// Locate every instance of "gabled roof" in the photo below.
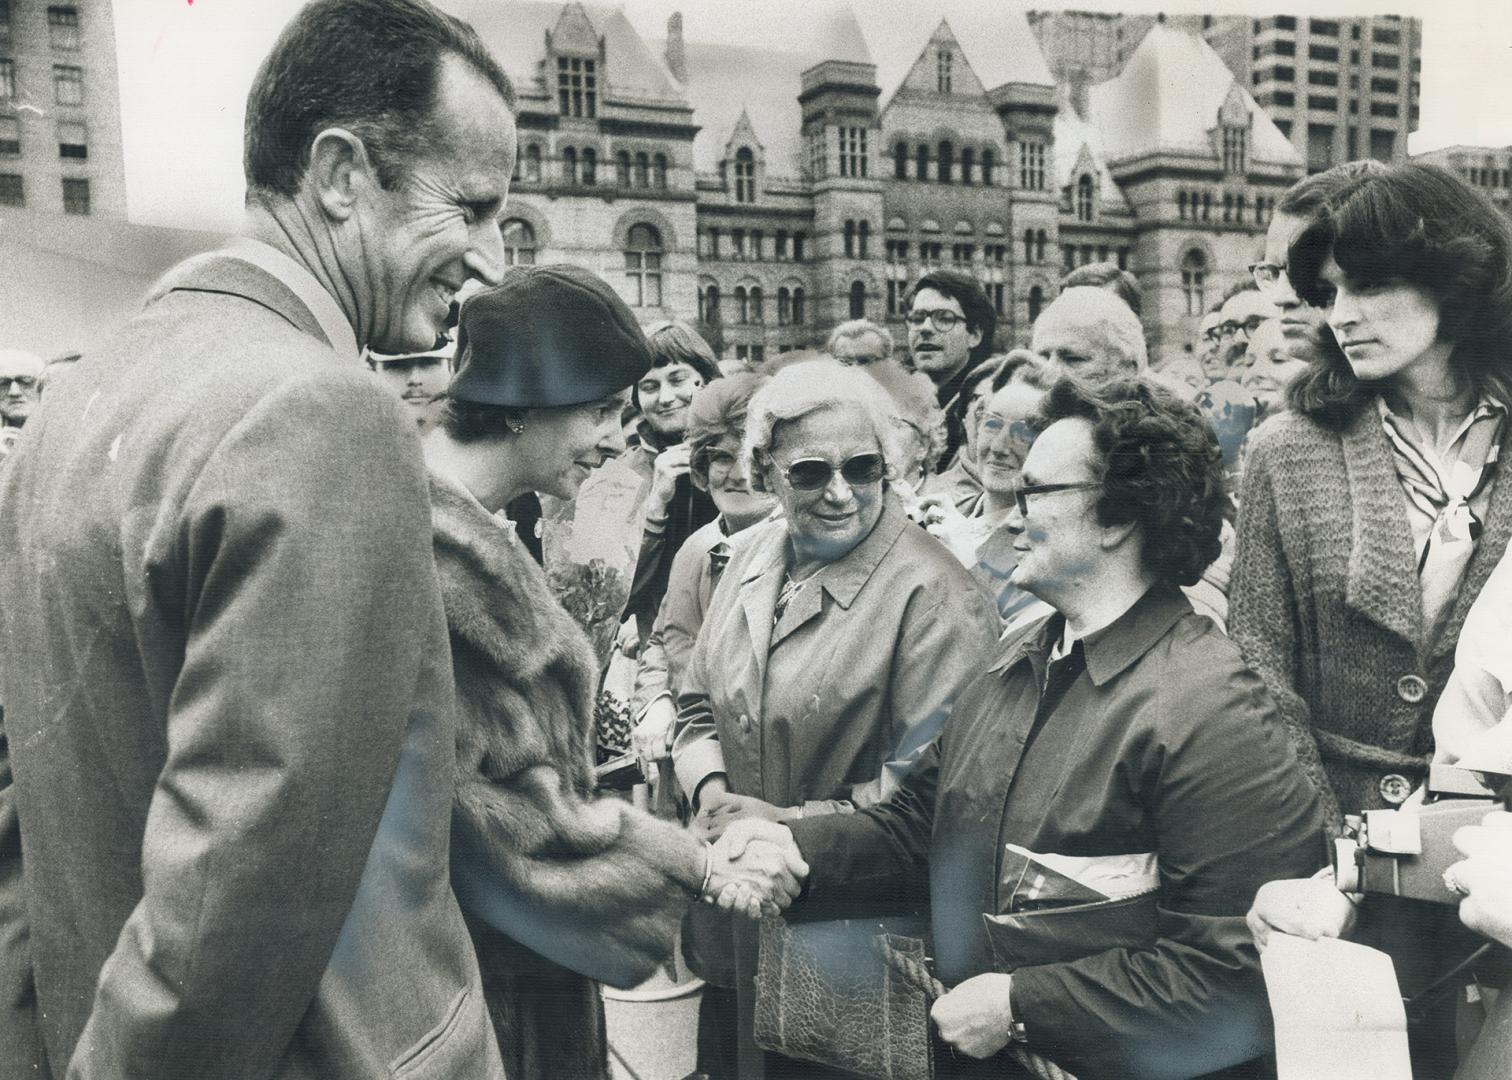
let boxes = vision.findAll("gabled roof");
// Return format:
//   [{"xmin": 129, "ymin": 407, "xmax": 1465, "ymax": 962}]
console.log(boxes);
[
  {"xmin": 871, "ymin": 2, "xmax": 1053, "ymax": 109},
  {"xmin": 456, "ymin": 0, "xmax": 684, "ymax": 104},
  {"xmin": 547, "ymin": 2, "xmax": 599, "ymax": 55},
  {"xmin": 1087, "ymin": 23, "xmax": 1300, "ymax": 167},
  {"xmin": 1053, "ymin": 86, "xmax": 1132, "ymax": 215},
  {"xmin": 725, "ymin": 108, "xmax": 764, "ymax": 155}
]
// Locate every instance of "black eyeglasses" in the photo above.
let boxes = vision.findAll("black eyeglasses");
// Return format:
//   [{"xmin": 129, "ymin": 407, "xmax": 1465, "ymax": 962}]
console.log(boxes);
[
  {"xmin": 1248, "ymin": 261, "xmax": 1286, "ymax": 292},
  {"xmin": 905, "ymin": 309, "xmax": 964, "ymax": 332},
  {"xmin": 1012, "ymin": 480, "xmax": 1099, "ymax": 517},
  {"xmin": 0, "ymin": 376, "xmax": 38, "ymax": 393},
  {"xmin": 777, "ymin": 452, "xmax": 886, "ymax": 492},
  {"xmin": 1218, "ymin": 315, "xmax": 1268, "ymax": 340}
]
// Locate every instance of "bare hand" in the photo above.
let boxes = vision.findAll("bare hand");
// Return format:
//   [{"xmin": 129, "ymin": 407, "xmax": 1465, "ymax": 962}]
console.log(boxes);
[
  {"xmin": 1246, "ymin": 876, "xmax": 1357, "ymax": 951},
  {"xmin": 931, "ymin": 973, "xmax": 1017, "ymax": 1058},
  {"xmin": 703, "ymin": 824, "xmax": 808, "ymax": 920},
  {"xmin": 915, "ymin": 493, "xmax": 967, "ymax": 533},
  {"xmin": 632, "ymin": 697, "xmax": 677, "ymax": 763},
  {"xmin": 1447, "ymin": 810, "xmax": 1512, "ymax": 949},
  {"xmin": 650, "ymin": 444, "xmax": 693, "ymax": 508},
  {"xmin": 696, "ymin": 789, "xmax": 794, "ymax": 841}
]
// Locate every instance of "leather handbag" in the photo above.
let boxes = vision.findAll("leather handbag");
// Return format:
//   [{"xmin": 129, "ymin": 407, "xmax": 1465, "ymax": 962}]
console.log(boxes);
[{"xmin": 752, "ymin": 915, "xmax": 934, "ymax": 1080}]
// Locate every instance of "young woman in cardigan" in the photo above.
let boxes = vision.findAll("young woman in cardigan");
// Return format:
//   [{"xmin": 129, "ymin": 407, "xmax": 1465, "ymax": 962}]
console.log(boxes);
[{"xmin": 1231, "ymin": 162, "xmax": 1512, "ymax": 1076}]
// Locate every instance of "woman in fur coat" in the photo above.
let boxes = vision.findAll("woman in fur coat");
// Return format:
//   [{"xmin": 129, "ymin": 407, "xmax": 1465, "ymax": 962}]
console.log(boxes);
[{"xmin": 423, "ymin": 267, "xmax": 711, "ymax": 1078}]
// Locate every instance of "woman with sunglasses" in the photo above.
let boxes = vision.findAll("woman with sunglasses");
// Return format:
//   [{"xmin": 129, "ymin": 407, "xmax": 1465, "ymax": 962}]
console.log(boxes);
[
  {"xmin": 671, "ymin": 358, "xmax": 999, "ymax": 1079},
  {"xmin": 1232, "ymin": 162, "xmax": 1512, "ymax": 1076}
]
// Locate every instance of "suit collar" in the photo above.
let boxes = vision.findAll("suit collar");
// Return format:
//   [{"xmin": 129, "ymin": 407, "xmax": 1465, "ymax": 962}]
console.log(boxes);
[
  {"xmin": 151, "ymin": 241, "xmax": 359, "ymax": 361},
  {"xmin": 1340, "ymin": 405, "xmax": 1424, "ymax": 644},
  {"xmin": 989, "ymin": 586, "xmax": 1192, "ymax": 687}
]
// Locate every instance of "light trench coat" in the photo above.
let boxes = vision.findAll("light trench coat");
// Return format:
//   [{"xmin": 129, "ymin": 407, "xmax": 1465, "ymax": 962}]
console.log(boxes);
[{"xmin": 672, "ymin": 494, "xmax": 999, "ymax": 812}]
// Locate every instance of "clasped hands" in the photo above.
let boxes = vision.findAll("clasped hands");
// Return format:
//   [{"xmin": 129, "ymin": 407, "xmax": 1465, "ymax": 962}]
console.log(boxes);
[{"xmin": 699, "ymin": 818, "xmax": 809, "ymax": 920}]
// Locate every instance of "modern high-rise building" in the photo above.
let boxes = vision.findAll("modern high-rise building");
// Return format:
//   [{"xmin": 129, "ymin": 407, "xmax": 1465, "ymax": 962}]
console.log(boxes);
[
  {"xmin": 1035, "ymin": 12, "xmax": 1422, "ymax": 173},
  {"xmin": 0, "ymin": 0, "xmax": 126, "ymax": 217}
]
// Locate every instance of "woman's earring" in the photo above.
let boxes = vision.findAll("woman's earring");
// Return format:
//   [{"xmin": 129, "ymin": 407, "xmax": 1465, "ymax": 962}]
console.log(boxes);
[{"xmin": 506, "ymin": 415, "xmax": 526, "ymax": 434}]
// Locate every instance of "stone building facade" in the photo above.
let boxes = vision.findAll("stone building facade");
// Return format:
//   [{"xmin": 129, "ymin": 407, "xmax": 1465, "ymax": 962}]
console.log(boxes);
[{"xmin": 460, "ymin": 1, "xmax": 1302, "ymax": 367}]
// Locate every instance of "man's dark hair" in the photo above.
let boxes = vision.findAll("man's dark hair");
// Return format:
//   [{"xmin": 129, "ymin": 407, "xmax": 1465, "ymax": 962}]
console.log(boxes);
[
  {"xmin": 644, "ymin": 320, "xmax": 723, "ymax": 384},
  {"xmin": 1060, "ymin": 262, "xmax": 1142, "ymax": 318},
  {"xmin": 905, "ymin": 269, "xmax": 996, "ymax": 366},
  {"xmin": 1275, "ymin": 159, "xmax": 1389, "ymax": 219},
  {"xmin": 1035, "ymin": 376, "xmax": 1225, "ymax": 589},
  {"xmin": 1286, "ymin": 161, "xmax": 1512, "ymax": 429},
  {"xmin": 244, "ymin": 0, "xmax": 515, "ymax": 198}
]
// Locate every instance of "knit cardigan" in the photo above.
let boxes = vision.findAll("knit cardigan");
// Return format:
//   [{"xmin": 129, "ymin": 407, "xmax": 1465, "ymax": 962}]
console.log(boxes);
[
  {"xmin": 1229, "ymin": 406, "xmax": 1512, "ymax": 833},
  {"xmin": 431, "ymin": 472, "xmax": 703, "ymax": 1080}
]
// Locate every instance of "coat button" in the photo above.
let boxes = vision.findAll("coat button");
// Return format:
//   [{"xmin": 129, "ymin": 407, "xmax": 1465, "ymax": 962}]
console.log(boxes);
[
  {"xmin": 1396, "ymin": 674, "xmax": 1427, "ymax": 704},
  {"xmin": 1379, "ymin": 773, "xmax": 1413, "ymax": 805}
]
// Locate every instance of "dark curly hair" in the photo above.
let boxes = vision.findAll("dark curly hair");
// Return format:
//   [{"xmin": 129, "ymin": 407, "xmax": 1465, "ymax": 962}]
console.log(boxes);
[
  {"xmin": 1285, "ymin": 161, "xmax": 1512, "ymax": 429},
  {"xmin": 1035, "ymin": 376, "xmax": 1226, "ymax": 588}
]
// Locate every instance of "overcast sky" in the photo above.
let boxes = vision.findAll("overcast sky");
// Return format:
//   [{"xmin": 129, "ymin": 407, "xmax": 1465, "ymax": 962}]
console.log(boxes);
[{"xmin": 116, "ymin": 0, "xmax": 1512, "ymax": 233}]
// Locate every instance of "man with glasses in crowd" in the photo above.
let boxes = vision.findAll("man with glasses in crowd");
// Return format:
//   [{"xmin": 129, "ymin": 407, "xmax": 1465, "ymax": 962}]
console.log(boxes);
[
  {"xmin": 903, "ymin": 269, "xmax": 997, "ymax": 467},
  {"xmin": 720, "ymin": 376, "xmax": 1324, "ymax": 1079},
  {"xmin": 0, "ymin": 350, "xmax": 42, "ymax": 459},
  {"xmin": 1213, "ymin": 281, "xmax": 1279, "ymax": 375}
]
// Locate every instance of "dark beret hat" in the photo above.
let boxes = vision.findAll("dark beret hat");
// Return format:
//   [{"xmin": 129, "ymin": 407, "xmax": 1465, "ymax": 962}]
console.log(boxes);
[{"xmin": 448, "ymin": 264, "xmax": 654, "ymax": 408}]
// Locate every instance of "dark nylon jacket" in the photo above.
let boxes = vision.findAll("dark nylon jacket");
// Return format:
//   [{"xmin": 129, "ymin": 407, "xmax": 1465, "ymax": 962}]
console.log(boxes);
[{"xmin": 788, "ymin": 587, "xmax": 1327, "ymax": 1080}]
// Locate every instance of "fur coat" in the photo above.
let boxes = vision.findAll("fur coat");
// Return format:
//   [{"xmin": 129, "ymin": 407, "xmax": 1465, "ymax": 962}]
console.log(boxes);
[{"xmin": 430, "ymin": 472, "xmax": 703, "ymax": 1080}]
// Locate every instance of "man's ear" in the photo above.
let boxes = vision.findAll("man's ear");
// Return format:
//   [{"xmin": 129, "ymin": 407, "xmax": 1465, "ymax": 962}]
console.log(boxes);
[{"xmin": 306, "ymin": 127, "xmax": 372, "ymax": 224}]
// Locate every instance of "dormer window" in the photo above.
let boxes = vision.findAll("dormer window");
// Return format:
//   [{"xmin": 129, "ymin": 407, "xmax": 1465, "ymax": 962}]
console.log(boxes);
[
  {"xmin": 937, "ymin": 47, "xmax": 953, "ymax": 93},
  {"xmin": 1221, "ymin": 125, "xmax": 1248, "ymax": 174},
  {"xmin": 1076, "ymin": 174, "xmax": 1094, "ymax": 221},
  {"xmin": 734, "ymin": 147, "xmax": 756, "ymax": 203},
  {"xmin": 558, "ymin": 57, "xmax": 597, "ymax": 118}
]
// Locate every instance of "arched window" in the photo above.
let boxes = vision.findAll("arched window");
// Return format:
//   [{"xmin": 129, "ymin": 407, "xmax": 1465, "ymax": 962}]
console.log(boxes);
[
  {"xmin": 624, "ymin": 224, "xmax": 663, "ymax": 308},
  {"xmin": 616, "ymin": 151, "xmax": 630, "ymax": 186},
  {"xmin": 792, "ymin": 287, "xmax": 806, "ymax": 324},
  {"xmin": 778, "ymin": 287, "xmax": 792, "ymax": 325},
  {"xmin": 750, "ymin": 286, "xmax": 765, "ymax": 323},
  {"xmin": 1023, "ymin": 228, "xmax": 1035, "ymax": 264},
  {"xmin": 916, "ymin": 143, "xmax": 929, "ymax": 181},
  {"xmin": 634, "ymin": 152, "xmax": 650, "ymax": 188},
  {"xmin": 1181, "ymin": 250, "xmax": 1207, "ymax": 316},
  {"xmin": 938, "ymin": 140, "xmax": 954, "ymax": 184},
  {"xmin": 1236, "ymin": 193, "xmax": 1247, "ymax": 223},
  {"xmin": 844, "ymin": 220, "xmax": 856, "ymax": 258},
  {"xmin": 961, "ymin": 147, "xmax": 975, "ymax": 185},
  {"xmin": 982, "ymin": 148, "xmax": 995, "ymax": 186},
  {"xmin": 653, "ymin": 153, "xmax": 668, "ymax": 189},
  {"xmin": 562, "ymin": 146, "xmax": 578, "ymax": 184},
  {"xmin": 502, "ymin": 219, "xmax": 536, "ymax": 266},
  {"xmin": 1202, "ymin": 192, "xmax": 1212, "ymax": 221},
  {"xmin": 1036, "ymin": 230, "xmax": 1047, "ymax": 264},
  {"xmin": 524, "ymin": 144, "xmax": 542, "ymax": 183},
  {"xmin": 699, "ymin": 283, "xmax": 721, "ymax": 323},
  {"xmin": 734, "ymin": 147, "xmax": 755, "ymax": 203},
  {"xmin": 582, "ymin": 147, "xmax": 597, "ymax": 185},
  {"xmin": 849, "ymin": 280, "xmax": 866, "ymax": 319},
  {"xmin": 858, "ymin": 220, "xmax": 870, "ymax": 259},
  {"xmin": 894, "ymin": 141, "xmax": 908, "ymax": 180},
  {"xmin": 1178, "ymin": 190, "xmax": 1188, "ymax": 219},
  {"xmin": 1076, "ymin": 174, "xmax": 1094, "ymax": 221},
  {"xmin": 734, "ymin": 286, "xmax": 749, "ymax": 324},
  {"xmin": 1028, "ymin": 285, "xmax": 1044, "ymax": 323}
]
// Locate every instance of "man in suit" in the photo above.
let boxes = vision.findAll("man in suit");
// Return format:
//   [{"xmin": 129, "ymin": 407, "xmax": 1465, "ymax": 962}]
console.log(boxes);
[
  {"xmin": 0, "ymin": 1, "xmax": 518, "ymax": 1075},
  {"xmin": 720, "ymin": 377, "xmax": 1325, "ymax": 1078}
]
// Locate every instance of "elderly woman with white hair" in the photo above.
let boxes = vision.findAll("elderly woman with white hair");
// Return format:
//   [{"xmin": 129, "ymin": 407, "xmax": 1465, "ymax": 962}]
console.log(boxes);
[{"xmin": 672, "ymin": 358, "xmax": 999, "ymax": 1078}]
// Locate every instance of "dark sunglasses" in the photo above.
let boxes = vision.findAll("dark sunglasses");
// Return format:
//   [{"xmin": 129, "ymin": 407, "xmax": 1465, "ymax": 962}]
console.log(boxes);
[
  {"xmin": 0, "ymin": 376, "xmax": 38, "ymax": 392},
  {"xmin": 1012, "ymin": 480, "xmax": 1099, "ymax": 517},
  {"xmin": 777, "ymin": 452, "xmax": 886, "ymax": 492}
]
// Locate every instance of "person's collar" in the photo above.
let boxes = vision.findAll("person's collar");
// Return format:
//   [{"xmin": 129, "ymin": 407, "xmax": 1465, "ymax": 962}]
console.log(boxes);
[
  {"xmin": 224, "ymin": 237, "xmax": 360, "ymax": 362},
  {"xmin": 634, "ymin": 417, "xmax": 680, "ymax": 453},
  {"xmin": 991, "ymin": 585, "xmax": 1191, "ymax": 683}
]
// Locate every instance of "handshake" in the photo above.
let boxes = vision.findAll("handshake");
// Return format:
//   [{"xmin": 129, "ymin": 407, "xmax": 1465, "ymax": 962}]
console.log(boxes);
[{"xmin": 698, "ymin": 819, "xmax": 810, "ymax": 920}]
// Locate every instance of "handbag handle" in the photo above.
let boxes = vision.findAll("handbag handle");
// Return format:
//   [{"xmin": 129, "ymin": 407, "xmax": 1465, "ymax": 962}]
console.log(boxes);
[{"xmin": 874, "ymin": 937, "xmax": 1079, "ymax": 1080}]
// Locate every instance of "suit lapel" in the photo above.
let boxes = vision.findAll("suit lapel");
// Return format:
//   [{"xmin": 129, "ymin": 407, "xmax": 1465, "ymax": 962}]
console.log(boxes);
[{"xmin": 1339, "ymin": 408, "xmax": 1424, "ymax": 646}]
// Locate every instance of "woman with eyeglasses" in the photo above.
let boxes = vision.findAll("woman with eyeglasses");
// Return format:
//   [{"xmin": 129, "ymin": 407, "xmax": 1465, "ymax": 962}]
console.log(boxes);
[
  {"xmin": 671, "ymin": 358, "xmax": 999, "ymax": 1079},
  {"xmin": 1234, "ymin": 161, "xmax": 1512, "ymax": 1078}
]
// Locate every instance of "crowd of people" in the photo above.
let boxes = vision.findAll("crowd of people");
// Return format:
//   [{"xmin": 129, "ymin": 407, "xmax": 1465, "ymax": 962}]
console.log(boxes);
[{"xmin": 0, "ymin": 1, "xmax": 1510, "ymax": 1078}]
